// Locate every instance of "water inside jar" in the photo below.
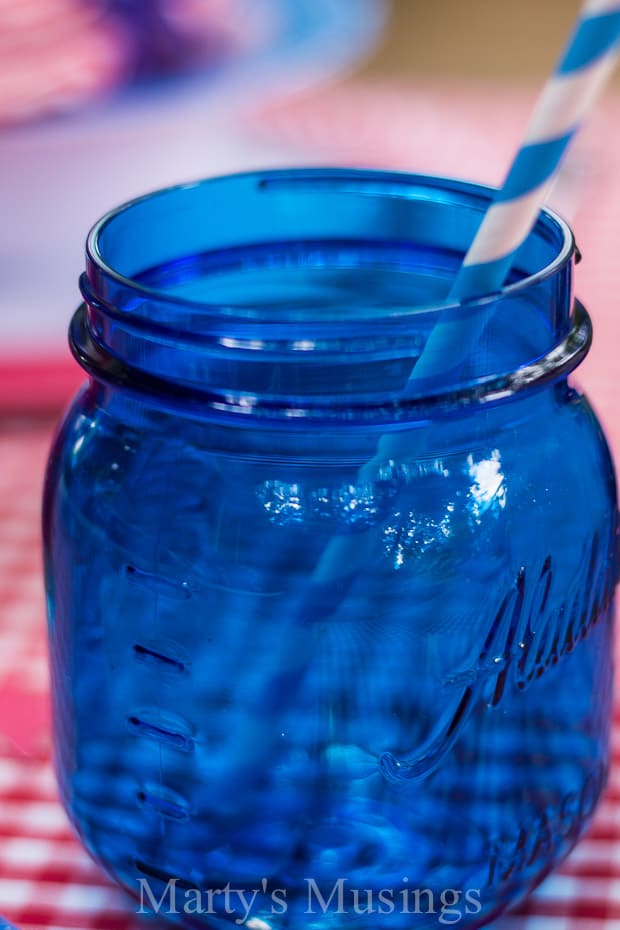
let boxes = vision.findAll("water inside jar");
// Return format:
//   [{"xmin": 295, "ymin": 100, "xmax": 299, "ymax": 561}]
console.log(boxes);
[{"xmin": 135, "ymin": 240, "xmax": 454, "ymax": 318}]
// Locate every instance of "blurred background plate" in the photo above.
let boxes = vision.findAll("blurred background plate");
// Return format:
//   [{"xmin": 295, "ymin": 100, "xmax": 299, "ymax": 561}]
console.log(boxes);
[
  {"xmin": 0, "ymin": 0, "xmax": 389, "ymax": 127},
  {"xmin": 62, "ymin": 0, "xmax": 390, "ymax": 127},
  {"xmin": 0, "ymin": 0, "xmax": 388, "ymax": 388}
]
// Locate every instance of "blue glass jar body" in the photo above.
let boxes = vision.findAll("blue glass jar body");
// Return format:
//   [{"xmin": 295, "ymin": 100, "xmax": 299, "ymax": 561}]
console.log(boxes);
[{"xmin": 43, "ymin": 171, "xmax": 618, "ymax": 929}]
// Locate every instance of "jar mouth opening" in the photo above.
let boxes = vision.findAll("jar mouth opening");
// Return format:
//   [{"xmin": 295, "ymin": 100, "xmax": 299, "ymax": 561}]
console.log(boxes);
[
  {"xmin": 78, "ymin": 169, "xmax": 581, "ymax": 413},
  {"xmin": 85, "ymin": 168, "xmax": 575, "ymax": 327}
]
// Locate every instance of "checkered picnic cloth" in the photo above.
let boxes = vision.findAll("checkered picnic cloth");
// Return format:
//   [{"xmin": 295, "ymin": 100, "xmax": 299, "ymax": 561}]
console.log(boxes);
[{"xmin": 2, "ymin": 81, "xmax": 620, "ymax": 929}]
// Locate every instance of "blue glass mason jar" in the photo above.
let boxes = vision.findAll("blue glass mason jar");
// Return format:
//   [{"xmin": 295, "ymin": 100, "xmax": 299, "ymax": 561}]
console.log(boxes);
[{"xmin": 43, "ymin": 170, "xmax": 618, "ymax": 929}]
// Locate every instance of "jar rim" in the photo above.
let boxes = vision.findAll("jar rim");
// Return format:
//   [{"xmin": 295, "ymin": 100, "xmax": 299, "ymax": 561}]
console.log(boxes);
[{"xmin": 85, "ymin": 167, "xmax": 576, "ymax": 325}]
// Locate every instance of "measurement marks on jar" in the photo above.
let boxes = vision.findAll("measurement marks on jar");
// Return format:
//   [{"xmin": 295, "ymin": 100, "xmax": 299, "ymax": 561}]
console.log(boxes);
[
  {"xmin": 124, "ymin": 563, "xmax": 192, "ymax": 600},
  {"xmin": 128, "ymin": 648, "xmax": 192, "ymax": 755},
  {"xmin": 123, "ymin": 557, "xmax": 198, "ymax": 823},
  {"xmin": 127, "ymin": 709, "xmax": 195, "ymax": 753},
  {"xmin": 124, "ymin": 560, "xmax": 193, "ymax": 675},
  {"xmin": 133, "ymin": 643, "xmax": 189, "ymax": 675},
  {"xmin": 125, "ymin": 560, "xmax": 198, "ymax": 819},
  {"xmin": 136, "ymin": 783, "xmax": 191, "ymax": 822},
  {"xmin": 134, "ymin": 858, "xmax": 195, "ymax": 890}
]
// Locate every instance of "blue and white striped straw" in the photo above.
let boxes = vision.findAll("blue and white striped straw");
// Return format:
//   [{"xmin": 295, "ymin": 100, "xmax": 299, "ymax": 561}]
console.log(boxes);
[{"xmin": 413, "ymin": 0, "xmax": 620, "ymax": 381}]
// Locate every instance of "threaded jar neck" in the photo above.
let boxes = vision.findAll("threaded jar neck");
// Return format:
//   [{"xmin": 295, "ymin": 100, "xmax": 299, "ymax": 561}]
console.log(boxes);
[{"xmin": 73, "ymin": 169, "xmax": 586, "ymax": 423}]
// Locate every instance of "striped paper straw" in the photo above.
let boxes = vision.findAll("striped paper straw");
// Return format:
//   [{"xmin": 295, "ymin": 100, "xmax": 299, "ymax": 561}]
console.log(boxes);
[{"xmin": 413, "ymin": 0, "xmax": 620, "ymax": 381}]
